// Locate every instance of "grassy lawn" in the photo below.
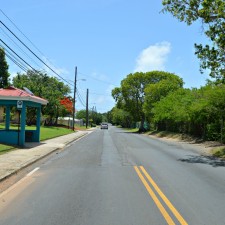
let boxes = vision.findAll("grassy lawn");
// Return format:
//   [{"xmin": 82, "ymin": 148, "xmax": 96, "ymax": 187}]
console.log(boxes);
[
  {"xmin": 212, "ymin": 147, "xmax": 225, "ymax": 158},
  {"xmin": 0, "ymin": 126, "xmax": 74, "ymax": 154},
  {"xmin": 0, "ymin": 124, "xmax": 18, "ymax": 130},
  {"xmin": 40, "ymin": 126, "xmax": 74, "ymax": 141},
  {"xmin": 123, "ymin": 127, "xmax": 139, "ymax": 133},
  {"xmin": 74, "ymin": 125, "xmax": 92, "ymax": 131},
  {"xmin": 0, "ymin": 144, "xmax": 16, "ymax": 155}
]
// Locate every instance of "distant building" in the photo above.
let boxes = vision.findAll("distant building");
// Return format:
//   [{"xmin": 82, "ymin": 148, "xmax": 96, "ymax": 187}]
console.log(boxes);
[{"xmin": 58, "ymin": 117, "xmax": 84, "ymax": 127}]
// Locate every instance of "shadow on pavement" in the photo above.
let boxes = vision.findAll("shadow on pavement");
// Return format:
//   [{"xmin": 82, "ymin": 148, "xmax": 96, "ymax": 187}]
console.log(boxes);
[
  {"xmin": 178, "ymin": 155, "xmax": 225, "ymax": 167},
  {"xmin": 24, "ymin": 142, "xmax": 46, "ymax": 149}
]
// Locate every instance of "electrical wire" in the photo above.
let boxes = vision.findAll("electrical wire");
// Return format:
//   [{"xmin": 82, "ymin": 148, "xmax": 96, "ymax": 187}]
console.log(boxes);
[
  {"xmin": 78, "ymin": 71, "xmax": 118, "ymax": 86},
  {"xmin": 0, "ymin": 38, "xmax": 36, "ymax": 71},
  {"xmin": 5, "ymin": 52, "xmax": 28, "ymax": 73},
  {"xmin": 0, "ymin": 20, "xmax": 72, "ymax": 86},
  {"xmin": 1, "ymin": 9, "xmax": 74, "ymax": 84},
  {"xmin": 0, "ymin": 9, "xmax": 46, "ymax": 57},
  {"xmin": 89, "ymin": 91, "xmax": 112, "ymax": 97},
  {"xmin": 76, "ymin": 89, "xmax": 86, "ymax": 107},
  {"xmin": 0, "ymin": 27, "xmax": 42, "ymax": 69},
  {"xmin": 0, "ymin": 44, "xmax": 30, "ymax": 72}
]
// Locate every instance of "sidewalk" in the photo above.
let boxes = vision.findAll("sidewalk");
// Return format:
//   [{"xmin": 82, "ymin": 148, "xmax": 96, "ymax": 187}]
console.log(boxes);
[{"xmin": 0, "ymin": 130, "xmax": 90, "ymax": 182}]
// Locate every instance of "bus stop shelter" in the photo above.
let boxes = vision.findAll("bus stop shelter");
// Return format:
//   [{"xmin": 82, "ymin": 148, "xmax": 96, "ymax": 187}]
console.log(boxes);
[{"xmin": 0, "ymin": 87, "xmax": 48, "ymax": 147}]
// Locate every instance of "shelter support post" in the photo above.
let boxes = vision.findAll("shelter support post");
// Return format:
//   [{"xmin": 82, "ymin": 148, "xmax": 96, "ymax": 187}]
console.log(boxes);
[
  {"xmin": 20, "ymin": 105, "xmax": 26, "ymax": 146},
  {"xmin": 5, "ymin": 106, "xmax": 10, "ymax": 130},
  {"xmin": 36, "ymin": 107, "xmax": 41, "ymax": 142}
]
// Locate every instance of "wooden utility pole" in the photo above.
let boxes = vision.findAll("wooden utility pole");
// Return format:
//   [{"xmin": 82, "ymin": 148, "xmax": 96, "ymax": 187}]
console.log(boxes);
[
  {"xmin": 72, "ymin": 66, "xmax": 77, "ymax": 131},
  {"xmin": 86, "ymin": 88, "xmax": 89, "ymax": 128}
]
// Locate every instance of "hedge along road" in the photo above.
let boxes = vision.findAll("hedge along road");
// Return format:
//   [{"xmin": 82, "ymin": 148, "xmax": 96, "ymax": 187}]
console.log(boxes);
[{"xmin": 0, "ymin": 125, "xmax": 225, "ymax": 225}]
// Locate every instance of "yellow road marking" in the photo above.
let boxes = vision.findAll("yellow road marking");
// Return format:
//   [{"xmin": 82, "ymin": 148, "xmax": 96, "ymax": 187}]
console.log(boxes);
[
  {"xmin": 140, "ymin": 166, "xmax": 188, "ymax": 225},
  {"xmin": 134, "ymin": 166, "xmax": 176, "ymax": 225}
]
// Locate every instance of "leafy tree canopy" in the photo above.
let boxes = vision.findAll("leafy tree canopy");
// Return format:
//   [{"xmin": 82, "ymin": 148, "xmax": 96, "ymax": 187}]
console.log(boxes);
[
  {"xmin": 0, "ymin": 48, "xmax": 10, "ymax": 88},
  {"xmin": 76, "ymin": 109, "xmax": 87, "ymax": 120},
  {"xmin": 112, "ymin": 71, "xmax": 182, "ymax": 130},
  {"xmin": 13, "ymin": 70, "xmax": 71, "ymax": 124},
  {"xmin": 111, "ymin": 107, "xmax": 133, "ymax": 128},
  {"xmin": 144, "ymin": 72, "xmax": 183, "ymax": 118},
  {"xmin": 152, "ymin": 82, "xmax": 225, "ymax": 140},
  {"xmin": 162, "ymin": 0, "xmax": 225, "ymax": 81}
]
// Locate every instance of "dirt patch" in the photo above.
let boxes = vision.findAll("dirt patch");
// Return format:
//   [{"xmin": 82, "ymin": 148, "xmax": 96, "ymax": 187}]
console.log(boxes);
[{"xmin": 147, "ymin": 131, "xmax": 225, "ymax": 156}]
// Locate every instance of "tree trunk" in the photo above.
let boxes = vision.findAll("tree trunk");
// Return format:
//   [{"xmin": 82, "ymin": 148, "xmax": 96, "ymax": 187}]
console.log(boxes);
[{"xmin": 138, "ymin": 115, "xmax": 146, "ymax": 133}]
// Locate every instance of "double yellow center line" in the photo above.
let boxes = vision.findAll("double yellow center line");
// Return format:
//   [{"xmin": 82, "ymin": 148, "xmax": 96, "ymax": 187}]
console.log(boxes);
[{"xmin": 134, "ymin": 166, "xmax": 188, "ymax": 225}]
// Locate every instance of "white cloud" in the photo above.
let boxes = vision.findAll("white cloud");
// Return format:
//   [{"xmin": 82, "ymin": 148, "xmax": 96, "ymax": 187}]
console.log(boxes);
[
  {"xmin": 9, "ymin": 71, "xmax": 18, "ymax": 83},
  {"xmin": 106, "ymin": 84, "xmax": 115, "ymax": 94},
  {"xmin": 91, "ymin": 71, "xmax": 111, "ymax": 83},
  {"xmin": 42, "ymin": 56, "xmax": 69, "ymax": 78},
  {"xmin": 134, "ymin": 42, "xmax": 171, "ymax": 72},
  {"xmin": 88, "ymin": 84, "xmax": 115, "ymax": 113}
]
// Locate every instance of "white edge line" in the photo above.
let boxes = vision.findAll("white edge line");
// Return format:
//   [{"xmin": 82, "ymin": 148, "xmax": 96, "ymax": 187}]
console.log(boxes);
[
  {"xmin": 0, "ymin": 167, "xmax": 40, "ymax": 198},
  {"xmin": 26, "ymin": 167, "xmax": 40, "ymax": 177}
]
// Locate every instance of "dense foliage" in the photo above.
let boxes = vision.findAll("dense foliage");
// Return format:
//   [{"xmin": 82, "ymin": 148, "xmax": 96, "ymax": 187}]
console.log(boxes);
[
  {"xmin": 13, "ymin": 70, "xmax": 71, "ymax": 125},
  {"xmin": 76, "ymin": 109, "xmax": 103, "ymax": 125},
  {"xmin": 162, "ymin": 0, "xmax": 225, "ymax": 81},
  {"xmin": 110, "ymin": 107, "xmax": 133, "ymax": 128},
  {"xmin": 112, "ymin": 71, "xmax": 183, "ymax": 131},
  {"xmin": 0, "ymin": 48, "xmax": 10, "ymax": 88},
  {"xmin": 110, "ymin": 70, "xmax": 225, "ymax": 143},
  {"xmin": 153, "ymin": 83, "xmax": 225, "ymax": 142}
]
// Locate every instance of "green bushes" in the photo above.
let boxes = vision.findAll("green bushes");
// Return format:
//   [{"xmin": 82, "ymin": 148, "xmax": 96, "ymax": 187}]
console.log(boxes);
[
  {"xmin": 110, "ymin": 71, "xmax": 225, "ymax": 143},
  {"xmin": 152, "ymin": 83, "xmax": 225, "ymax": 143}
]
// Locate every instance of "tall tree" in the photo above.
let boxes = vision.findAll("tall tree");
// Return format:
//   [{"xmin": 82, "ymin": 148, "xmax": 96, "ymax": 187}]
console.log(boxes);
[
  {"xmin": 112, "ymin": 71, "xmax": 181, "ymax": 131},
  {"xmin": 112, "ymin": 72, "xmax": 148, "ymax": 131},
  {"xmin": 144, "ymin": 73, "xmax": 183, "ymax": 120},
  {"xmin": 0, "ymin": 48, "xmax": 10, "ymax": 88},
  {"xmin": 13, "ymin": 70, "xmax": 71, "ymax": 125},
  {"xmin": 162, "ymin": 0, "xmax": 225, "ymax": 81}
]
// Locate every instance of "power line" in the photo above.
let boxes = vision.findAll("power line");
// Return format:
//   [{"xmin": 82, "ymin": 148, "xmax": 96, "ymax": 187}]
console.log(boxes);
[
  {"xmin": 1, "ymin": 10, "xmax": 74, "ymax": 84},
  {"xmin": 0, "ymin": 10, "xmax": 76, "ymax": 93},
  {"xmin": 77, "ymin": 89, "xmax": 86, "ymax": 107},
  {"xmin": 1, "ymin": 45, "xmax": 29, "ymax": 72},
  {"xmin": 0, "ymin": 38, "xmax": 36, "ymax": 71},
  {"xmin": 0, "ymin": 9, "xmax": 46, "ymax": 57},
  {"xmin": 89, "ymin": 91, "xmax": 112, "ymax": 97},
  {"xmin": 1, "ymin": 43, "xmax": 29, "ymax": 70},
  {"xmin": 0, "ymin": 27, "xmax": 42, "ymax": 69},
  {"xmin": 76, "ymin": 89, "xmax": 86, "ymax": 107},
  {"xmin": 78, "ymin": 71, "xmax": 118, "ymax": 86},
  {"xmin": 0, "ymin": 20, "xmax": 72, "ymax": 85},
  {"xmin": 5, "ymin": 52, "xmax": 28, "ymax": 73}
]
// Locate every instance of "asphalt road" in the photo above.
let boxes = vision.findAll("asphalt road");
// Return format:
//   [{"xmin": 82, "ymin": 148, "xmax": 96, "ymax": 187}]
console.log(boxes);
[{"xmin": 1, "ymin": 126, "xmax": 225, "ymax": 225}]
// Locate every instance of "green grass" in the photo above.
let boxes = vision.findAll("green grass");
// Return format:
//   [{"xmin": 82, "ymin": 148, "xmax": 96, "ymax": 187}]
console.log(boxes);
[
  {"xmin": 0, "ymin": 144, "xmax": 16, "ymax": 155},
  {"xmin": 74, "ymin": 125, "xmax": 91, "ymax": 131},
  {"xmin": 0, "ymin": 126, "xmax": 74, "ymax": 154},
  {"xmin": 123, "ymin": 127, "xmax": 139, "ymax": 133},
  {"xmin": 213, "ymin": 147, "xmax": 225, "ymax": 158},
  {"xmin": 0, "ymin": 124, "xmax": 18, "ymax": 130},
  {"xmin": 40, "ymin": 126, "xmax": 74, "ymax": 141}
]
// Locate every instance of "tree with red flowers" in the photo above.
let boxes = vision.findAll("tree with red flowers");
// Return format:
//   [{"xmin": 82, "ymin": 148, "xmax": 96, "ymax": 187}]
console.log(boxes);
[{"xmin": 60, "ymin": 97, "xmax": 73, "ymax": 115}]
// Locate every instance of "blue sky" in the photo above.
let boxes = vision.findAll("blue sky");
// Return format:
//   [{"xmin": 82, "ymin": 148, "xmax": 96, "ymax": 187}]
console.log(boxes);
[{"xmin": 1, "ymin": 0, "xmax": 210, "ymax": 113}]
